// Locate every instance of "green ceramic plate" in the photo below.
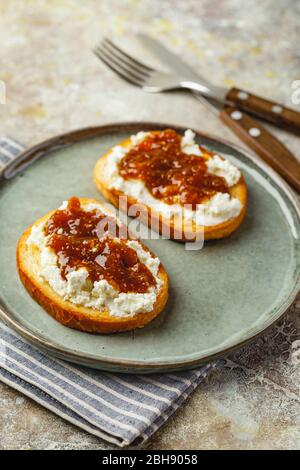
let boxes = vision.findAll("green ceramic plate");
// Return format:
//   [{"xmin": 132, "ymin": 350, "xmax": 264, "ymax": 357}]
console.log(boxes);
[{"xmin": 0, "ymin": 123, "xmax": 299, "ymax": 373}]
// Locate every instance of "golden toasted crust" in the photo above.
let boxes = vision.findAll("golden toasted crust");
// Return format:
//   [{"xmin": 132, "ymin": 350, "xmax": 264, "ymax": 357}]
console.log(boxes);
[
  {"xmin": 16, "ymin": 198, "xmax": 169, "ymax": 334},
  {"xmin": 93, "ymin": 134, "xmax": 247, "ymax": 241}
]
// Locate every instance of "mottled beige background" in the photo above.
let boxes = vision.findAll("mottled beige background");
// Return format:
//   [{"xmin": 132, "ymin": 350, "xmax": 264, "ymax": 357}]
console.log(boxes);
[{"xmin": 0, "ymin": 0, "xmax": 300, "ymax": 450}]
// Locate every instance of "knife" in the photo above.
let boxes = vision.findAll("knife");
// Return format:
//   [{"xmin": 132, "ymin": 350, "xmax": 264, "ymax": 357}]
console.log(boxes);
[
  {"xmin": 138, "ymin": 34, "xmax": 300, "ymax": 135},
  {"xmin": 138, "ymin": 34, "xmax": 300, "ymax": 192}
]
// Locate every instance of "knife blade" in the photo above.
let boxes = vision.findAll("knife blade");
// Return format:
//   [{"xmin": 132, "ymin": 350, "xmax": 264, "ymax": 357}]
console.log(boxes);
[
  {"xmin": 137, "ymin": 34, "xmax": 300, "ymax": 191},
  {"xmin": 138, "ymin": 33, "xmax": 227, "ymax": 103},
  {"xmin": 137, "ymin": 33, "xmax": 300, "ymax": 139}
]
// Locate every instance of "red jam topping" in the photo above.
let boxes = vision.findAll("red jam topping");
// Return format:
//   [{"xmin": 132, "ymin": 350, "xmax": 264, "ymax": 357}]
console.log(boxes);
[
  {"xmin": 118, "ymin": 129, "xmax": 229, "ymax": 209},
  {"xmin": 44, "ymin": 197, "xmax": 156, "ymax": 293}
]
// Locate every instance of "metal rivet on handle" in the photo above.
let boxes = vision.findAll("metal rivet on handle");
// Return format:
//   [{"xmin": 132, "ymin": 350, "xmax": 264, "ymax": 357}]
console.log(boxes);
[
  {"xmin": 249, "ymin": 127, "xmax": 261, "ymax": 137},
  {"xmin": 231, "ymin": 111, "xmax": 242, "ymax": 120},
  {"xmin": 237, "ymin": 91, "xmax": 249, "ymax": 100},
  {"xmin": 272, "ymin": 105, "xmax": 283, "ymax": 114}
]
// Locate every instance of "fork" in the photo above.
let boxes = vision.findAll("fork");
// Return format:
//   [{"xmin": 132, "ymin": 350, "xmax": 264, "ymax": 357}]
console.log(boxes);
[
  {"xmin": 94, "ymin": 38, "xmax": 300, "ymax": 192},
  {"xmin": 94, "ymin": 38, "xmax": 224, "ymax": 97}
]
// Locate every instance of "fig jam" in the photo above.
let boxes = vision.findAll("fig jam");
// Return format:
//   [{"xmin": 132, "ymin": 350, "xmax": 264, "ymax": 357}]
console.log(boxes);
[
  {"xmin": 118, "ymin": 129, "xmax": 228, "ymax": 209},
  {"xmin": 44, "ymin": 197, "xmax": 156, "ymax": 293}
]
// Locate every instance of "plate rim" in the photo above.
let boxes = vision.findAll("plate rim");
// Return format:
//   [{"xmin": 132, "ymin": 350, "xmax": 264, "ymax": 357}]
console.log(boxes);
[{"xmin": 1, "ymin": 121, "xmax": 299, "ymax": 373}]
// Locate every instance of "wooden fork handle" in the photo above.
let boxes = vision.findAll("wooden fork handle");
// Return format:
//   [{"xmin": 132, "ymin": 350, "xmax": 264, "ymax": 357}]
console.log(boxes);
[
  {"xmin": 220, "ymin": 106, "xmax": 300, "ymax": 193},
  {"xmin": 226, "ymin": 87, "xmax": 300, "ymax": 135}
]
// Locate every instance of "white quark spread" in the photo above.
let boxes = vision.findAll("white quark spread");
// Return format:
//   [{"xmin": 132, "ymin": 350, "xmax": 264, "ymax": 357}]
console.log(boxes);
[
  {"xmin": 105, "ymin": 129, "xmax": 243, "ymax": 226},
  {"xmin": 26, "ymin": 203, "xmax": 162, "ymax": 318}
]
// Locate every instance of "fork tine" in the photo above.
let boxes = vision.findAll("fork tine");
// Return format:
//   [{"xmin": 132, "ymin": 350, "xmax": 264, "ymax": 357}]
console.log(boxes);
[
  {"xmin": 103, "ymin": 38, "xmax": 154, "ymax": 73},
  {"xmin": 101, "ymin": 39, "xmax": 151, "ymax": 79},
  {"xmin": 95, "ymin": 45, "xmax": 145, "ymax": 84},
  {"xmin": 94, "ymin": 47, "xmax": 144, "ymax": 87}
]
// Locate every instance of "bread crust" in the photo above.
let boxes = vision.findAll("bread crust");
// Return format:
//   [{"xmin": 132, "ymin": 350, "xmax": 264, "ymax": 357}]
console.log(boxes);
[
  {"xmin": 93, "ymin": 134, "xmax": 247, "ymax": 241},
  {"xmin": 17, "ymin": 198, "xmax": 169, "ymax": 334}
]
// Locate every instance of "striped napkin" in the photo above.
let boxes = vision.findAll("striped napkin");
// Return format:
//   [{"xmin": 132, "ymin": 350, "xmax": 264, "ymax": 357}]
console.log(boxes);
[{"xmin": 0, "ymin": 137, "xmax": 213, "ymax": 447}]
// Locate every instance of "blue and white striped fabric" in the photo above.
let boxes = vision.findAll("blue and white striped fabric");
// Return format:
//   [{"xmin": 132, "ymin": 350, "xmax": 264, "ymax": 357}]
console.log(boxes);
[
  {"xmin": 0, "ymin": 137, "xmax": 213, "ymax": 447},
  {"xmin": 0, "ymin": 136, "xmax": 24, "ymax": 171}
]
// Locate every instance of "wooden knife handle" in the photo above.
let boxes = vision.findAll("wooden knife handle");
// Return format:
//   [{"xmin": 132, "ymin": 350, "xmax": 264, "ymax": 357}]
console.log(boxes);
[
  {"xmin": 226, "ymin": 87, "xmax": 300, "ymax": 135},
  {"xmin": 220, "ymin": 106, "xmax": 300, "ymax": 193}
]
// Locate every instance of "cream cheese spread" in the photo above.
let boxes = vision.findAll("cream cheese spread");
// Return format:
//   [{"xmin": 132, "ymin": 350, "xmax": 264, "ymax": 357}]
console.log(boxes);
[
  {"xmin": 26, "ymin": 202, "xmax": 162, "ymax": 318},
  {"xmin": 105, "ymin": 129, "xmax": 243, "ymax": 226}
]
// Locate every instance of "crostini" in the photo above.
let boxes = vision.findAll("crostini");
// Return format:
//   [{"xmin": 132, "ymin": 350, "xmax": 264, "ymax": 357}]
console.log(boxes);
[
  {"xmin": 17, "ymin": 197, "xmax": 168, "ymax": 333},
  {"xmin": 94, "ymin": 129, "xmax": 247, "ymax": 241}
]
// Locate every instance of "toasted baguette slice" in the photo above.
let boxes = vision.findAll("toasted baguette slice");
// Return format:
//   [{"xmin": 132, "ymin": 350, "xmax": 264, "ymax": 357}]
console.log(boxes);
[
  {"xmin": 94, "ymin": 133, "xmax": 247, "ymax": 241},
  {"xmin": 17, "ymin": 198, "xmax": 168, "ymax": 334}
]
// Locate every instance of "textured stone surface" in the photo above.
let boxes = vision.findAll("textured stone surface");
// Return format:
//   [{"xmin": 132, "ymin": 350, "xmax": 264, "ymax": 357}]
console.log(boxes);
[{"xmin": 0, "ymin": 0, "xmax": 300, "ymax": 450}]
